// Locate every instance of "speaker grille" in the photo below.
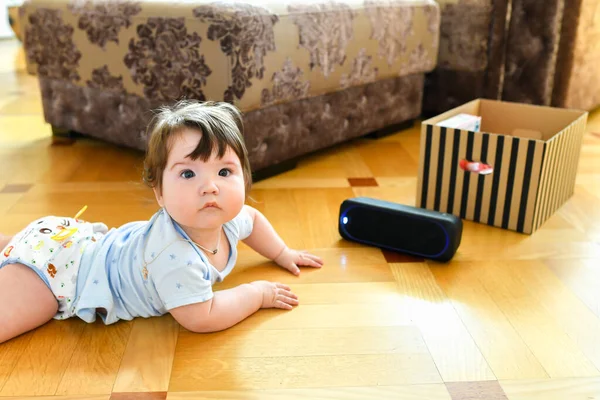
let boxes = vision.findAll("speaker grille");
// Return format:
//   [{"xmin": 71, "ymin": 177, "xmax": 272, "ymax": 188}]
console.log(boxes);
[{"xmin": 342, "ymin": 206, "xmax": 448, "ymax": 256}]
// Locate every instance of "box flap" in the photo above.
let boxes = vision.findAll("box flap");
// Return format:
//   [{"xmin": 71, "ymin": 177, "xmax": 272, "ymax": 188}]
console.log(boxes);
[
  {"xmin": 423, "ymin": 99, "xmax": 587, "ymax": 141},
  {"xmin": 479, "ymin": 99, "xmax": 586, "ymax": 141},
  {"xmin": 422, "ymin": 99, "xmax": 481, "ymax": 126}
]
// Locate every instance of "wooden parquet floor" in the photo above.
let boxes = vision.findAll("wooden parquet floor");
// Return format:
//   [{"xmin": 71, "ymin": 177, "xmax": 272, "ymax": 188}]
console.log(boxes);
[{"xmin": 1, "ymin": 38, "xmax": 600, "ymax": 400}]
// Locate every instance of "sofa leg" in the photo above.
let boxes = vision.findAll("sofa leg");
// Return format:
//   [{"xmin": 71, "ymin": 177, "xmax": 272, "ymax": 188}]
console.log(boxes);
[
  {"xmin": 51, "ymin": 126, "xmax": 81, "ymax": 145},
  {"xmin": 252, "ymin": 159, "xmax": 298, "ymax": 182},
  {"xmin": 366, "ymin": 119, "xmax": 416, "ymax": 139}
]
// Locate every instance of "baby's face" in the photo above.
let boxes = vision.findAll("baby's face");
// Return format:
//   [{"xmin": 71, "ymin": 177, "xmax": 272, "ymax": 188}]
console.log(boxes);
[{"xmin": 154, "ymin": 128, "xmax": 246, "ymax": 233}]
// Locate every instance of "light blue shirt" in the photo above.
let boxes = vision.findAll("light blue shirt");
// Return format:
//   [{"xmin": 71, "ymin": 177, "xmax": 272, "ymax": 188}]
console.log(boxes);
[{"xmin": 73, "ymin": 208, "xmax": 253, "ymax": 324}]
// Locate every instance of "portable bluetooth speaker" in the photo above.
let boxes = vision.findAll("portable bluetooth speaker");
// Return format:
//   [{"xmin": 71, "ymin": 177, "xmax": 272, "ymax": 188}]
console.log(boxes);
[{"xmin": 338, "ymin": 197, "xmax": 462, "ymax": 262}]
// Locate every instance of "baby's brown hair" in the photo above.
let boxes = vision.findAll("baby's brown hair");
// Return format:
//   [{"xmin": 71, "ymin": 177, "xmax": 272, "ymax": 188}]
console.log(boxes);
[{"xmin": 143, "ymin": 100, "xmax": 252, "ymax": 194}]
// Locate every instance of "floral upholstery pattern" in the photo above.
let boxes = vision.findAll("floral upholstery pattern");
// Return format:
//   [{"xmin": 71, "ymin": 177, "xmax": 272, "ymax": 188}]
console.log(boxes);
[
  {"xmin": 193, "ymin": 3, "xmax": 279, "ymax": 102},
  {"xmin": 365, "ymin": 2, "xmax": 411, "ymax": 66},
  {"xmin": 87, "ymin": 65, "xmax": 125, "ymax": 92},
  {"xmin": 24, "ymin": 8, "xmax": 81, "ymax": 81},
  {"xmin": 22, "ymin": 0, "xmax": 439, "ymax": 112},
  {"xmin": 68, "ymin": 1, "xmax": 142, "ymax": 48},
  {"xmin": 340, "ymin": 49, "xmax": 378, "ymax": 88},
  {"xmin": 261, "ymin": 58, "xmax": 310, "ymax": 106},
  {"xmin": 288, "ymin": 2, "xmax": 354, "ymax": 77},
  {"xmin": 124, "ymin": 17, "xmax": 212, "ymax": 102}
]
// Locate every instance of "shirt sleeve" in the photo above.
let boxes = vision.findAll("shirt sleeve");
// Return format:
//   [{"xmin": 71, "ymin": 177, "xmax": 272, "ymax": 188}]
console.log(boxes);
[
  {"xmin": 153, "ymin": 263, "xmax": 214, "ymax": 310},
  {"xmin": 231, "ymin": 206, "xmax": 254, "ymax": 240}
]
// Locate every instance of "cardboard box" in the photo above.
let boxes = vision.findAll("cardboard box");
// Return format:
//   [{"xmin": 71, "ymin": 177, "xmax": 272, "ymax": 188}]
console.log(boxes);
[{"xmin": 416, "ymin": 99, "xmax": 588, "ymax": 234}]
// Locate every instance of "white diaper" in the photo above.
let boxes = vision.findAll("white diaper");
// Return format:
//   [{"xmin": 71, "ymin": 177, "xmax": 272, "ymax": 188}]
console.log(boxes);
[{"xmin": 0, "ymin": 216, "xmax": 107, "ymax": 320}]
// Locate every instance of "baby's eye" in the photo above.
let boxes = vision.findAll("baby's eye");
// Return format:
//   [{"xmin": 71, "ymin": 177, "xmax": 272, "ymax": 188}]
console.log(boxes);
[
  {"xmin": 218, "ymin": 168, "xmax": 231, "ymax": 177},
  {"xmin": 180, "ymin": 170, "xmax": 195, "ymax": 179}
]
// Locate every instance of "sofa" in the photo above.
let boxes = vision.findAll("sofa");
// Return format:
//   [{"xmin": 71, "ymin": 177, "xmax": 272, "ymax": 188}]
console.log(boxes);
[
  {"xmin": 20, "ymin": 0, "xmax": 440, "ymax": 177},
  {"xmin": 424, "ymin": 0, "xmax": 600, "ymax": 115},
  {"xmin": 551, "ymin": 0, "xmax": 600, "ymax": 111}
]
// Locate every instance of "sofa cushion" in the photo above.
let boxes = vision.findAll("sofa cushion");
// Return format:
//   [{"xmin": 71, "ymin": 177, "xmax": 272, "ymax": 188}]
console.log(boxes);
[
  {"xmin": 552, "ymin": 0, "xmax": 600, "ymax": 110},
  {"xmin": 436, "ymin": 0, "xmax": 495, "ymax": 72},
  {"xmin": 22, "ymin": 0, "xmax": 439, "ymax": 112}
]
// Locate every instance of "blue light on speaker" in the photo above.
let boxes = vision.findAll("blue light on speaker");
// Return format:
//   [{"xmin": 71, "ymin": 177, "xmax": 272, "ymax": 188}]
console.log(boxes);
[{"xmin": 342, "ymin": 216, "xmax": 348, "ymax": 224}]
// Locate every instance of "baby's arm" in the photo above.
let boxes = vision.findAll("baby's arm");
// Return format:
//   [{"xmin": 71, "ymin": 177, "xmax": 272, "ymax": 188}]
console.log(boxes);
[
  {"xmin": 242, "ymin": 205, "xmax": 324, "ymax": 275},
  {"xmin": 169, "ymin": 281, "xmax": 297, "ymax": 333}
]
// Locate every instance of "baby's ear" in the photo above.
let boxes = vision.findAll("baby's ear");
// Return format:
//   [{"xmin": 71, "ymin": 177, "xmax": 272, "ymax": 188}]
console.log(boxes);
[{"xmin": 153, "ymin": 187, "xmax": 164, "ymax": 208}]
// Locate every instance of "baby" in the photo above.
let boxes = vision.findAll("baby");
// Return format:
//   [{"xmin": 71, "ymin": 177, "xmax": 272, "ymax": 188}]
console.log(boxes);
[{"xmin": 0, "ymin": 100, "xmax": 323, "ymax": 344}]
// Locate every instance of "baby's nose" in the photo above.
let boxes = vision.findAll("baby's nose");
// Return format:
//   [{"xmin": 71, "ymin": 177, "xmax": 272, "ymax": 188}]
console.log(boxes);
[{"xmin": 200, "ymin": 180, "xmax": 219, "ymax": 195}]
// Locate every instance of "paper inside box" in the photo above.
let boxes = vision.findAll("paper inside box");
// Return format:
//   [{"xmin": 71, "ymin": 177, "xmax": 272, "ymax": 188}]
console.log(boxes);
[{"xmin": 437, "ymin": 113, "xmax": 481, "ymax": 132}]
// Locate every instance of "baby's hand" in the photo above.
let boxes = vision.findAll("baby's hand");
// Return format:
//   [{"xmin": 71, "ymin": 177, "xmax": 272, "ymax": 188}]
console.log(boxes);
[
  {"xmin": 250, "ymin": 281, "xmax": 299, "ymax": 310},
  {"xmin": 274, "ymin": 246, "xmax": 324, "ymax": 276}
]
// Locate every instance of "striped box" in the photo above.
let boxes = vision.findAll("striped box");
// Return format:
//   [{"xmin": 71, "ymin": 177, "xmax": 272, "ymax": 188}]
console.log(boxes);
[{"xmin": 416, "ymin": 99, "xmax": 588, "ymax": 234}]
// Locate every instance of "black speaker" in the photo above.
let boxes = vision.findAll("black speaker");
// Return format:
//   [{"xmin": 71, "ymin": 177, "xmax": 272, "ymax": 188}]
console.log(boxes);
[{"xmin": 338, "ymin": 197, "xmax": 462, "ymax": 262}]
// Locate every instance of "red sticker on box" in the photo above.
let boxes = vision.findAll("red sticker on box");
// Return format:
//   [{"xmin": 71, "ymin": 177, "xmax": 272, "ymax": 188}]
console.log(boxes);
[{"xmin": 459, "ymin": 159, "xmax": 493, "ymax": 175}]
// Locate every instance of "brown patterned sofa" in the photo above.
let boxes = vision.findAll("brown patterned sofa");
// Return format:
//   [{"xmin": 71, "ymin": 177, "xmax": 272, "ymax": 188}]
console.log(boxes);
[
  {"xmin": 20, "ymin": 0, "xmax": 440, "ymax": 177},
  {"xmin": 424, "ymin": 0, "xmax": 600, "ymax": 116}
]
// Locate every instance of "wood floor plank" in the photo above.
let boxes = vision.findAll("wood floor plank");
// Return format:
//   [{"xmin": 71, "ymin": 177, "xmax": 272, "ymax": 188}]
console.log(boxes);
[
  {"xmin": 390, "ymin": 262, "xmax": 496, "ymax": 382},
  {"xmin": 473, "ymin": 261, "xmax": 599, "ymax": 378},
  {"xmin": 169, "ymin": 353, "xmax": 442, "ymax": 391},
  {"xmin": 0, "ymin": 332, "xmax": 35, "ymax": 392},
  {"xmin": 557, "ymin": 187, "xmax": 600, "ymax": 238},
  {"xmin": 586, "ymin": 110, "xmax": 600, "ymax": 132},
  {"xmin": 112, "ymin": 316, "xmax": 179, "ymax": 393},
  {"xmin": 0, "ymin": 396, "xmax": 109, "ymax": 400},
  {"xmin": 0, "ymin": 193, "xmax": 25, "ymax": 221},
  {"xmin": 252, "ymin": 178, "xmax": 351, "ymax": 189},
  {"xmin": 166, "ymin": 384, "xmax": 452, "ymax": 400},
  {"xmin": 183, "ymin": 302, "xmax": 413, "ymax": 332},
  {"xmin": 26, "ymin": 182, "xmax": 151, "ymax": 194},
  {"xmin": 575, "ymin": 174, "xmax": 600, "ymax": 199},
  {"xmin": 431, "ymin": 262, "xmax": 549, "ymax": 380},
  {"xmin": 10, "ymin": 188, "xmax": 155, "ymax": 216},
  {"xmin": 110, "ymin": 393, "xmax": 166, "ymax": 400},
  {"xmin": 501, "ymin": 377, "xmax": 600, "ymax": 400},
  {"xmin": 290, "ymin": 188, "xmax": 354, "ymax": 249},
  {"xmin": 248, "ymin": 188, "xmax": 355, "ymax": 250},
  {"xmin": 377, "ymin": 125, "xmax": 422, "ymax": 164},
  {"xmin": 4, "ymin": 190, "xmax": 158, "ymax": 233},
  {"xmin": 334, "ymin": 142, "xmax": 375, "ymax": 178},
  {"xmin": 55, "ymin": 321, "xmax": 133, "ymax": 395},
  {"xmin": 355, "ymin": 141, "xmax": 419, "ymax": 177},
  {"xmin": 0, "ymin": 91, "xmax": 42, "ymax": 116},
  {"xmin": 269, "ymin": 143, "xmax": 362, "ymax": 179},
  {"xmin": 0, "ymin": 115, "xmax": 49, "ymax": 148},
  {"xmin": 373, "ymin": 176, "xmax": 417, "ymax": 189},
  {"xmin": 2, "ymin": 145, "xmax": 81, "ymax": 185},
  {"xmin": 217, "ymin": 247, "xmax": 393, "ymax": 289},
  {"xmin": 273, "ymin": 282, "xmax": 402, "ymax": 305},
  {"xmin": 175, "ymin": 326, "xmax": 428, "ymax": 359},
  {"xmin": 351, "ymin": 184, "xmax": 419, "ymax": 207},
  {"xmin": 509, "ymin": 260, "xmax": 600, "ymax": 372},
  {"xmin": 547, "ymin": 258, "xmax": 600, "ymax": 320},
  {"xmin": 0, "ymin": 320, "xmax": 86, "ymax": 396},
  {"xmin": 445, "ymin": 380, "xmax": 509, "ymax": 400},
  {"xmin": 453, "ymin": 236, "xmax": 600, "ymax": 261},
  {"xmin": 66, "ymin": 145, "xmax": 143, "ymax": 183}
]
